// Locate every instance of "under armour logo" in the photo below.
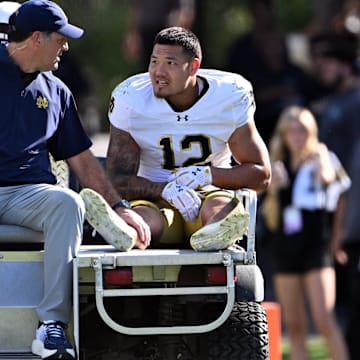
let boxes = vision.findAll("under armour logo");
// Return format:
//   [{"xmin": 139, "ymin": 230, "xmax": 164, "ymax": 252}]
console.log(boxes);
[
  {"xmin": 175, "ymin": 184, "xmax": 184, "ymax": 192},
  {"xmin": 189, "ymin": 167, "xmax": 201, "ymax": 176},
  {"xmin": 109, "ymin": 96, "xmax": 115, "ymax": 113},
  {"xmin": 177, "ymin": 115, "xmax": 189, "ymax": 122},
  {"xmin": 249, "ymin": 90, "xmax": 255, "ymax": 109}
]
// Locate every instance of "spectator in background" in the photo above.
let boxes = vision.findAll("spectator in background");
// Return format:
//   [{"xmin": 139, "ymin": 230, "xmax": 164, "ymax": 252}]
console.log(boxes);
[
  {"xmin": 337, "ymin": 0, "xmax": 360, "ymax": 35},
  {"xmin": 53, "ymin": 53, "xmax": 101, "ymax": 136},
  {"xmin": 312, "ymin": 30, "xmax": 360, "ymax": 360},
  {"xmin": 261, "ymin": 106, "xmax": 350, "ymax": 360},
  {"xmin": 309, "ymin": 0, "xmax": 360, "ymax": 35},
  {"xmin": 123, "ymin": 0, "xmax": 196, "ymax": 71},
  {"xmin": 305, "ymin": 33, "xmax": 339, "ymax": 119},
  {"xmin": 225, "ymin": 0, "xmax": 313, "ymax": 145},
  {"xmin": 0, "ymin": 1, "xmax": 20, "ymax": 44},
  {"xmin": 312, "ymin": 31, "xmax": 360, "ymax": 171},
  {"xmin": 332, "ymin": 142, "xmax": 360, "ymax": 360},
  {"xmin": 308, "ymin": 0, "xmax": 344, "ymax": 33}
]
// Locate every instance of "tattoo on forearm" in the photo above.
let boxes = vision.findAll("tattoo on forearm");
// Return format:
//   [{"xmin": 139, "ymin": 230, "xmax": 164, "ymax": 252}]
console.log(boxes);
[{"xmin": 107, "ymin": 128, "xmax": 163, "ymax": 200}]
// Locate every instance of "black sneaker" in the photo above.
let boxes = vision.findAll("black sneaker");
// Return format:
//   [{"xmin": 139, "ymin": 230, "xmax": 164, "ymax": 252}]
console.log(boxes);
[{"xmin": 31, "ymin": 321, "xmax": 75, "ymax": 359}]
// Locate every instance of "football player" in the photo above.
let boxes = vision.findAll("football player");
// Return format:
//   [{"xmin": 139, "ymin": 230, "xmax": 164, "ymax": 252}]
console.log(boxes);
[{"xmin": 83, "ymin": 26, "xmax": 271, "ymax": 251}]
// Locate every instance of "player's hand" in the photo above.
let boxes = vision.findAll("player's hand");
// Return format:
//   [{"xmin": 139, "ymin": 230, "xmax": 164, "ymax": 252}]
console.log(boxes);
[
  {"xmin": 161, "ymin": 181, "xmax": 202, "ymax": 222},
  {"xmin": 116, "ymin": 208, "xmax": 151, "ymax": 249},
  {"xmin": 169, "ymin": 165, "xmax": 212, "ymax": 190}
]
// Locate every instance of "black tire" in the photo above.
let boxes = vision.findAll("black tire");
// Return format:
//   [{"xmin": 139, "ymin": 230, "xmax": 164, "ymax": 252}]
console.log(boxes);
[{"xmin": 207, "ymin": 301, "xmax": 269, "ymax": 360}]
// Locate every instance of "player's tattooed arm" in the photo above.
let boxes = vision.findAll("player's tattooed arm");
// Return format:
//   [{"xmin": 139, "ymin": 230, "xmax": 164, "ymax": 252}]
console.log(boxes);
[{"xmin": 107, "ymin": 124, "xmax": 165, "ymax": 200}]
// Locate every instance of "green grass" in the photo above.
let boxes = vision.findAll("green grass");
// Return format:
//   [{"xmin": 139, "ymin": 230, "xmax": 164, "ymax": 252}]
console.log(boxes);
[{"xmin": 282, "ymin": 336, "xmax": 330, "ymax": 360}]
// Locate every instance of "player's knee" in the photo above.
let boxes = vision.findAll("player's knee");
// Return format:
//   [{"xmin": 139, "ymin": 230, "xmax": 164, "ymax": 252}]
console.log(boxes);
[
  {"xmin": 200, "ymin": 196, "xmax": 232, "ymax": 223},
  {"xmin": 133, "ymin": 205, "xmax": 164, "ymax": 240}
]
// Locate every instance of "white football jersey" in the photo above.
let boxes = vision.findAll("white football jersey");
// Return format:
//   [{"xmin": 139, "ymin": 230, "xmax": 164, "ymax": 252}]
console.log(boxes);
[{"xmin": 108, "ymin": 69, "xmax": 256, "ymax": 182}]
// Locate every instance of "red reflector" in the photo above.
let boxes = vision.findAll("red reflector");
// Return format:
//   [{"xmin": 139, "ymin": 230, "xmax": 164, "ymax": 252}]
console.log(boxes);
[
  {"xmin": 104, "ymin": 268, "xmax": 132, "ymax": 285},
  {"xmin": 207, "ymin": 266, "xmax": 227, "ymax": 284}
]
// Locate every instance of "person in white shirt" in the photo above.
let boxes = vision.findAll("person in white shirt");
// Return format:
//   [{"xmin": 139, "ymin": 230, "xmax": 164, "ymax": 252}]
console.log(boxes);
[
  {"xmin": 261, "ymin": 105, "xmax": 350, "ymax": 360},
  {"xmin": 0, "ymin": 1, "xmax": 20, "ymax": 44}
]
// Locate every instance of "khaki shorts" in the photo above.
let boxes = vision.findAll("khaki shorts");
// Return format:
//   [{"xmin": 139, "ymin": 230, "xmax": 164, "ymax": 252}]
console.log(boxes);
[{"xmin": 130, "ymin": 190, "xmax": 234, "ymax": 247}]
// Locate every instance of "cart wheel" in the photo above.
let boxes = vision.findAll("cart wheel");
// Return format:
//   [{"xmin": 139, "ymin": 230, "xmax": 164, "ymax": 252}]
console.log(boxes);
[{"xmin": 207, "ymin": 301, "xmax": 269, "ymax": 360}]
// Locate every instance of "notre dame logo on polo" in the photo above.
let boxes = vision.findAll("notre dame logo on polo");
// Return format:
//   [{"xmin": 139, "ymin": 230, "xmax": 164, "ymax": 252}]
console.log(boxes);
[{"xmin": 36, "ymin": 96, "xmax": 49, "ymax": 109}]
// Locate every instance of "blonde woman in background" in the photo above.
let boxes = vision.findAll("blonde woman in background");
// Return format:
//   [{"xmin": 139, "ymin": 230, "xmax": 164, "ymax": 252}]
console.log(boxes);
[{"xmin": 262, "ymin": 105, "xmax": 350, "ymax": 360}]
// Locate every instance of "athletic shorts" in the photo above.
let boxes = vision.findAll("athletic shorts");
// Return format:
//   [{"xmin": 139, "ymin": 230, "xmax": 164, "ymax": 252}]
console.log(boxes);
[{"xmin": 130, "ymin": 189, "xmax": 234, "ymax": 248}]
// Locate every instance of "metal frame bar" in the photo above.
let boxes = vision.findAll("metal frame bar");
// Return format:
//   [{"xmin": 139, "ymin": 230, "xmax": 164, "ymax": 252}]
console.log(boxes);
[{"xmin": 72, "ymin": 189, "xmax": 258, "ymax": 357}]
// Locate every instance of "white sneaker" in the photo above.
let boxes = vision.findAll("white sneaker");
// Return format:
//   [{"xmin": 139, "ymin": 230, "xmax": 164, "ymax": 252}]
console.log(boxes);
[
  {"xmin": 80, "ymin": 188, "xmax": 136, "ymax": 251},
  {"xmin": 31, "ymin": 321, "xmax": 75, "ymax": 359},
  {"xmin": 190, "ymin": 198, "xmax": 249, "ymax": 251}
]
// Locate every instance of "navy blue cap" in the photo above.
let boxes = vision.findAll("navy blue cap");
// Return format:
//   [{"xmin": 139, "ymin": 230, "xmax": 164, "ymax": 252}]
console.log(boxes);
[{"xmin": 9, "ymin": 0, "xmax": 84, "ymax": 38}]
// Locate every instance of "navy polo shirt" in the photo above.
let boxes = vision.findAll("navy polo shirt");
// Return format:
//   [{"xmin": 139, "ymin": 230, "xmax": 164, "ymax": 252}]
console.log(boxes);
[{"xmin": 0, "ymin": 45, "xmax": 92, "ymax": 185}]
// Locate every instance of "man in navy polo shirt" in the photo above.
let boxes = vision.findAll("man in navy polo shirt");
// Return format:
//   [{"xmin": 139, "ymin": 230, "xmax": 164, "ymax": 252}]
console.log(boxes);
[{"xmin": 1, "ymin": 1, "xmax": 151, "ymax": 359}]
